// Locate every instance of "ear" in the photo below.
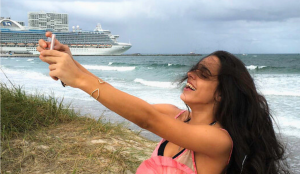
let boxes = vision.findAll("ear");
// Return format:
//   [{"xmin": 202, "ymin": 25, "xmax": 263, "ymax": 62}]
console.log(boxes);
[
  {"xmin": 214, "ymin": 91, "xmax": 222, "ymax": 102},
  {"xmin": 216, "ymin": 95, "xmax": 222, "ymax": 102}
]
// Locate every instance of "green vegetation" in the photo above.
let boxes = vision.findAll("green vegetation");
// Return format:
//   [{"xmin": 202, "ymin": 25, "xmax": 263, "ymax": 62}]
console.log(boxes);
[
  {"xmin": 1, "ymin": 83, "xmax": 156, "ymax": 174},
  {"xmin": 1, "ymin": 83, "xmax": 77, "ymax": 140}
]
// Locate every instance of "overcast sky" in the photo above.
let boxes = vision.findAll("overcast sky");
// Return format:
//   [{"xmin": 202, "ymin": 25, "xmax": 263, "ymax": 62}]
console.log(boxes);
[{"xmin": 1, "ymin": 0, "xmax": 300, "ymax": 54}]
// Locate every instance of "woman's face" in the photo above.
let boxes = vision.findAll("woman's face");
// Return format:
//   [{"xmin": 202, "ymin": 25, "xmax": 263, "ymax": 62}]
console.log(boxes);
[{"xmin": 180, "ymin": 56, "xmax": 220, "ymax": 106}]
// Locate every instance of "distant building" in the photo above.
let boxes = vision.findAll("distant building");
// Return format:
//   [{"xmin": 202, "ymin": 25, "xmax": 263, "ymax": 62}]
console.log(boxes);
[{"xmin": 28, "ymin": 12, "xmax": 68, "ymax": 31}]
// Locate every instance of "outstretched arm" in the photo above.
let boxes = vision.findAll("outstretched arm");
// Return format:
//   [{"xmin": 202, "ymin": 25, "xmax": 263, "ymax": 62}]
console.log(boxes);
[{"xmin": 39, "ymin": 49, "xmax": 232, "ymax": 158}]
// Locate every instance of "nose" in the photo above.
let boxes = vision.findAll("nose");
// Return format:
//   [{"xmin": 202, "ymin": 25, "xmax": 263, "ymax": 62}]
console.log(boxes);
[{"xmin": 187, "ymin": 71, "xmax": 196, "ymax": 79}]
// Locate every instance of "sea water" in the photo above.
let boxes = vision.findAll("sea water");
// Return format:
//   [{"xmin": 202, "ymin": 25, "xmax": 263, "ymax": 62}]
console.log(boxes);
[{"xmin": 1, "ymin": 54, "xmax": 299, "ymax": 171}]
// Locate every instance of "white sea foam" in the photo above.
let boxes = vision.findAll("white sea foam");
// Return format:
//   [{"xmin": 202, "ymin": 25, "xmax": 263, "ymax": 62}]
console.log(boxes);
[
  {"xmin": 274, "ymin": 124, "xmax": 300, "ymax": 138},
  {"xmin": 0, "ymin": 67, "xmax": 50, "ymax": 81},
  {"xmin": 134, "ymin": 78, "xmax": 178, "ymax": 88},
  {"xmin": 246, "ymin": 65, "xmax": 267, "ymax": 70},
  {"xmin": 168, "ymin": 63, "xmax": 172, "ymax": 66},
  {"xmin": 83, "ymin": 65, "xmax": 135, "ymax": 71},
  {"xmin": 24, "ymin": 71, "xmax": 50, "ymax": 80},
  {"xmin": 27, "ymin": 59, "xmax": 34, "ymax": 61},
  {"xmin": 276, "ymin": 116, "xmax": 300, "ymax": 130},
  {"xmin": 108, "ymin": 62, "xmax": 113, "ymax": 65},
  {"xmin": 275, "ymin": 118, "xmax": 300, "ymax": 138},
  {"xmin": 254, "ymin": 74, "xmax": 300, "ymax": 97},
  {"xmin": 0, "ymin": 67, "xmax": 21, "ymax": 75},
  {"xmin": 262, "ymin": 90, "xmax": 300, "ymax": 97}
]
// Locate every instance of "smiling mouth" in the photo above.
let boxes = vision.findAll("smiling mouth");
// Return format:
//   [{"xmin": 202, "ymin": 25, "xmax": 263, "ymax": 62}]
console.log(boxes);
[{"xmin": 185, "ymin": 82, "xmax": 196, "ymax": 91}]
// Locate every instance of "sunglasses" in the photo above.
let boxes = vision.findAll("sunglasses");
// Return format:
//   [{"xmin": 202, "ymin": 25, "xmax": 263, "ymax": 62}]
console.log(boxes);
[{"xmin": 189, "ymin": 64, "xmax": 217, "ymax": 79}]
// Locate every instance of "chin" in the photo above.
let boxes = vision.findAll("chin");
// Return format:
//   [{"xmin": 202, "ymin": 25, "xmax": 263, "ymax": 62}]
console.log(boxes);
[
  {"xmin": 180, "ymin": 93, "xmax": 190, "ymax": 105},
  {"xmin": 180, "ymin": 93, "xmax": 185, "ymax": 102}
]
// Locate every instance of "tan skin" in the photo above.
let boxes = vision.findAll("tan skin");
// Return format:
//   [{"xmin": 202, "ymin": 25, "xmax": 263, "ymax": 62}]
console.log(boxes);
[{"xmin": 37, "ymin": 32, "xmax": 232, "ymax": 174}]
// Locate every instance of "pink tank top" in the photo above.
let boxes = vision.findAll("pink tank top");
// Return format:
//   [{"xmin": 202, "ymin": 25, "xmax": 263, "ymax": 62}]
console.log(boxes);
[{"xmin": 136, "ymin": 110, "xmax": 233, "ymax": 174}]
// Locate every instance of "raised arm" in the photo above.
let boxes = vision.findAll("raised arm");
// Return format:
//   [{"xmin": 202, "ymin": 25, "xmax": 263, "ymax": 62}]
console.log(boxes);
[{"xmin": 38, "ymin": 38, "xmax": 232, "ymax": 158}]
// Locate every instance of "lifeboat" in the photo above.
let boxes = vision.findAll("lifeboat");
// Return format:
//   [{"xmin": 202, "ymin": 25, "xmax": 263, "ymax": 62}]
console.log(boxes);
[
  {"xmin": 26, "ymin": 43, "xmax": 35, "ymax": 47},
  {"xmin": 17, "ymin": 43, "xmax": 25, "ymax": 47},
  {"xmin": 7, "ymin": 43, "xmax": 15, "ymax": 46}
]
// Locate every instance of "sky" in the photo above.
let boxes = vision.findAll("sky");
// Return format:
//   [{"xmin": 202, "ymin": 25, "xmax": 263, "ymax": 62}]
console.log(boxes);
[{"xmin": 1, "ymin": 0, "xmax": 300, "ymax": 54}]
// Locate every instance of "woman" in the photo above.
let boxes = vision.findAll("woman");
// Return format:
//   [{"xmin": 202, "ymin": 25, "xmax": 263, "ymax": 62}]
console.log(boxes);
[{"xmin": 37, "ymin": 32, "xmax": 290, "ymax": 174}]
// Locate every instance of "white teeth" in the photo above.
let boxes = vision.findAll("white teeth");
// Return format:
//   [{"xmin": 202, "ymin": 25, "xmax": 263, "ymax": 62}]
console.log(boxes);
[{"xmin": 186, "ymin": 83, "xmax": 196, "ymax": 91}]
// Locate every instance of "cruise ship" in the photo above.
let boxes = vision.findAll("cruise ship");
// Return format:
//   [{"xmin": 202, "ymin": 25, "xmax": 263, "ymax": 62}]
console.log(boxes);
[{"xmin": 0, "ymin": 18, "xmax": 132, "ymax": 55}]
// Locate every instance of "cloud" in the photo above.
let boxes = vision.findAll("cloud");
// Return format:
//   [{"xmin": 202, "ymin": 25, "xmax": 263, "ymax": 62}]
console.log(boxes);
[
  {"xmin": 3, "ymin": 0, "xmax": 300, "ymax": 23},
  {"xmin": 1, "ymin": 0, "xmax": 300, "ymax": 53},
  {"xmin": 185, "ymin": 0, "xmax": 300, "ymax": 22}
]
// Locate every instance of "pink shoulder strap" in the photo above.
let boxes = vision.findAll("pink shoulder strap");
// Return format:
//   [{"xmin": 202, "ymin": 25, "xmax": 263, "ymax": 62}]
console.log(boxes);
[{"xmin": 175, "ymin": 110, "xmax": 186, "ymax": 119}]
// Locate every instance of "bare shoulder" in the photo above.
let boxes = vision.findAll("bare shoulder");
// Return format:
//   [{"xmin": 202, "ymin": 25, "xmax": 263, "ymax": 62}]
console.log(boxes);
[
  {"xmin": 152, "ymin": 104, "xmax": 183, "ymax": 118},
  {"xmin": 208, "ymin": 127, "xmax": 233, "ymax": 155},
  {"xmin": 220, "ymin": 128, "xmax": 232, "ymax": 145}
]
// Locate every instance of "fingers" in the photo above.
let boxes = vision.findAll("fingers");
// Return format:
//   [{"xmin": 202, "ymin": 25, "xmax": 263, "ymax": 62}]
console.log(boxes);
[
  {"xmin": 44, "ymin": 31, "xmax": 67, "ymax": 51},
  {"xmin": 53, "ymin": 40, "xmax": 64, "ymax": 51},
  {"xmin": 39, "ymin": 31, "xmax": 53, "ymax": 49},
  {"xmin": 48, "ymin": 63, "xmax": 59, "ymax": 81},
  {"xmin": 36, "ymin": 46, "xmax": 44, "ymax": 52},
  {"xmin": 45, "ymin": 31, "xmax": 52, "ymax": 38},
  {"xmin": 40, "ymin": 50, "xmax": 63, "ymax": 57},
  {"xmin": 49, "ymin": 70, "xmax": 59, "ymax": 81},
  {"xmin": 45, "ymin": 32, "xmax": 61, "ymax": 48},
  {"xmin": 37, "ymin": 39, "xmax": 48, "ymax": 50},
  {"xmin": 39, "ymin": 32, "xmax": 65, "ymax": 48},
  {"xmin": 51, "ymin": 75, "xmax": 59, "ymax": 81},
  {"xmin": 49, "ymin": 64, "xmax": 56, "ymax": 71},
  {"xmin": 38, "ymin": 32, "xmax": 59, "ymax": 50},
  {"xmin": 39, "ymin": 50, "xmax": 63, "ymax": 64}
]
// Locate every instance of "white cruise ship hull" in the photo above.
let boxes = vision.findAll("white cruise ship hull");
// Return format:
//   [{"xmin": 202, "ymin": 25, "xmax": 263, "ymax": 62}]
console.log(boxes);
[
  {"xmin": 1, "ymin": 44, "xmax": 131, "ymax": 56},
  {"xmin": 69, "ymin": 44, "xmax": 132, "ymax": 55}
]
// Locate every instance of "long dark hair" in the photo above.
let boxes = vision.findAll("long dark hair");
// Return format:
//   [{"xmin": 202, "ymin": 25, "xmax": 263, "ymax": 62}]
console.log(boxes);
[{"xmin": 180, "ymin": 51, "xmax": 290, "ymax": 174}]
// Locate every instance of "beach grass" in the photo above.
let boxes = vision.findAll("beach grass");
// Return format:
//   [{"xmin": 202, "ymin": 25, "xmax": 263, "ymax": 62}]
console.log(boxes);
[{"xmin": 1, "ymin": 83, "xmax": 156, "ymax": 173}]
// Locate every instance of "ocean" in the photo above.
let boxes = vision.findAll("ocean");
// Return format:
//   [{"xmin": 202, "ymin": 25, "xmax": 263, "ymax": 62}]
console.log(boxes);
[{"xmin": 1, "ymin": 54, "xmax": 299, "ymax": 172}]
